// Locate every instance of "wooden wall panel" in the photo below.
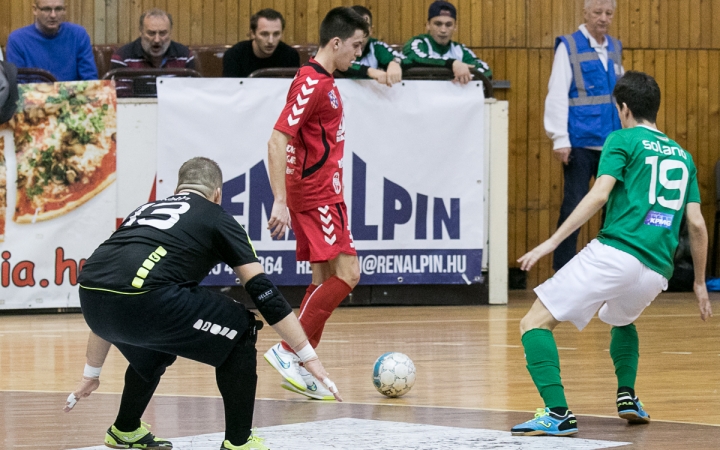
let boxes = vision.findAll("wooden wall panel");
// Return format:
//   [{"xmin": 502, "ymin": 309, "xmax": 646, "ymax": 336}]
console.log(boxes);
[
  {"xmin": 3, "ymin": 0, "xmax": 720, "ymax": 286},
  {"xmin": 22, "ymin": 1, "xmax": 720, "ymax": 51}
]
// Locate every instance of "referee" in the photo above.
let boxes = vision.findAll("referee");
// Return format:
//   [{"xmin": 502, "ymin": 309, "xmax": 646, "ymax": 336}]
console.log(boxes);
[{"xmin": 64, "ymin": 157, "xmax": 340, "ymax": 450}]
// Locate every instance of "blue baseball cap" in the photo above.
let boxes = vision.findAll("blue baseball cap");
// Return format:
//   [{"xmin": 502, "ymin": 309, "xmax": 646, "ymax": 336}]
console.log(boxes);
[{"xmin": 428, "ymin": 1, "xmax": 457, "ymax": 21}]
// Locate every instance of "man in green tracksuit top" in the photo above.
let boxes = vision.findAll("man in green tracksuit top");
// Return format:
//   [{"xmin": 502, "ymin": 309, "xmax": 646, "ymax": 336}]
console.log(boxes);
[
  {"xmin": 342, "ymin": 5, "xmax": 404, "ymax": 87},
  {"xmin": 403, "ymin": 1, "xmax": 492, "ymax": 84}
]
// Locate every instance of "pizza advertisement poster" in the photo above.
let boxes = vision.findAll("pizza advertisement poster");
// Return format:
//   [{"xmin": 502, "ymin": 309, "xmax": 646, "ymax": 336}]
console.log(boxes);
[{"xmin": 0, "ymin": 81, "xmax": 117, "ymax": 309}]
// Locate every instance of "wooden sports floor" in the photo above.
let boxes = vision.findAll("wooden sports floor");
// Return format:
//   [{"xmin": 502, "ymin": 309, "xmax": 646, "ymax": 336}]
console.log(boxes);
[{"xmin": 2, "ymin": 291, "xmax": 720, "ymax": 449}]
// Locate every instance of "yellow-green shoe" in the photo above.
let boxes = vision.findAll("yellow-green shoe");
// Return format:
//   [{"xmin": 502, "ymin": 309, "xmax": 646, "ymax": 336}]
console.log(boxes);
[
  {"xmin": 220, "ymin": 430, "xmax": 270, "ymax": 450},
  {"xmin": 104, "ymin": 422, "xmax": 173, "ymax": 448}
]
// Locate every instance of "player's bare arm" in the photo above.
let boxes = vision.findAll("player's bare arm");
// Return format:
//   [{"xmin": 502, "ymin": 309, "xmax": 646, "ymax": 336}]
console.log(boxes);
[
  {"xmin": 233, "ymin": 262, "xmax": 343, "ymax": 401},
  {"xmin": 518, "ymin": 175, "xmax": 616, "ymax": 271},
  {"xmin": 267, "ymin": 129, "xmax": 292, "ymax": 239},
  {"xmin": 64, "ymin": 331, "xmax": 111, "ymax": 412},
  {"xmin": 685, "ymin": 202, "xmax": 712, "ymax": 321}
]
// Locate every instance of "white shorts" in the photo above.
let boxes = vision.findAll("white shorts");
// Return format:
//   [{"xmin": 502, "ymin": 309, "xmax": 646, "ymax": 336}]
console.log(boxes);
[{"xmin": 535, "ymin": 239, "xmax": 668, "ymax": 331}]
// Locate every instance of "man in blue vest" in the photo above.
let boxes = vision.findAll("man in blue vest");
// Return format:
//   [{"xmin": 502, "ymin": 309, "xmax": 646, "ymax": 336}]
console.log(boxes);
[{"xmin": 544, "ymin": 0, "xmax": 623, "ymax": 271}]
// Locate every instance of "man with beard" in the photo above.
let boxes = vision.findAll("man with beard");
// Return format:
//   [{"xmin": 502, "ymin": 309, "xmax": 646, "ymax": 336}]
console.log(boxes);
[{"xmin": 111, "ymin": 9, "xmax": 195, "ymax": 71}]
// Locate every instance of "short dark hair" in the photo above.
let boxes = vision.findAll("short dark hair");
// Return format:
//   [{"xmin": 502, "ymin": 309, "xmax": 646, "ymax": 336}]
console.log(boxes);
[
  {"xmin": 250, "ymin": 8, "xmax": 286, "ymax": 32},
  {"xmin": 613, "ymin": 71, "xmax": 661, "ymax": 123},
  {"xmin": 351, "ymin": 5, "xmax": 372, "ymax": 22},
  {"xmin": 139, "ymin": 8, "xmax": 173, "ymax": 31},
  {"xmin": 319, "ymin": 7, "xmax": 369, "ymax": 47},
  {"xmin": 176, "ymin": 157, "xmax": 223, "ymax": 198}
]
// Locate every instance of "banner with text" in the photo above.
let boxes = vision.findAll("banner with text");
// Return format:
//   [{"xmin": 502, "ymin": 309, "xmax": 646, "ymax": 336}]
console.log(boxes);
[
  {"xmin": 157, "ymin": 78, "xmax": 484, "ymax": 285},
  {"xmin": 0, "ymin": 81, "xmax": 117, "ymax": 309}
]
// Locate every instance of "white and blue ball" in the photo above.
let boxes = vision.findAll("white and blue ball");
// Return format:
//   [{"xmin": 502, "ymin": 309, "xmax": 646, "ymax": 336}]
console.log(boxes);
[{"xmin": 372, "ymin": 352, "xmax": 416, "ymax": 398}]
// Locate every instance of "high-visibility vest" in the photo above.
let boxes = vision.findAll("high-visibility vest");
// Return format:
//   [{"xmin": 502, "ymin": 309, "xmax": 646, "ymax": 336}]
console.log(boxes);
[{"xmin": 556, "ymin": 30, "xmax": 622, "ymax": 148}]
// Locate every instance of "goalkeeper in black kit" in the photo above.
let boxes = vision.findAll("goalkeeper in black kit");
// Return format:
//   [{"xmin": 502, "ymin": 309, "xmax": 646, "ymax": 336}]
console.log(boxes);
[{"xmin": 63, "ymin": 157, "xmax": 341, "ymax": 450}]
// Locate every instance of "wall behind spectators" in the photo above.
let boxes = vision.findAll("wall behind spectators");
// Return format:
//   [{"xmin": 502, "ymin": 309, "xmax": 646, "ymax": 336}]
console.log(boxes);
[{"xmin": 1, "ymin": 0, "xmax": 719, "ymax": 288}]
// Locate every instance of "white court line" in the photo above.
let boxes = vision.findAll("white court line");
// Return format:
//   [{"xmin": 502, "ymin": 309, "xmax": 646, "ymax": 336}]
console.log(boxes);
[
  {"xmin": 325, "ymin": 318, "xmax": 519, "ymax": 326},
  {"xmin": 257, "ymin": 338, "xmax": 347, "ymax": 343},
  {"xmin": 0, "ymin": 327, "xmax": 89, "ymax": 334},
  {"xmin": 322, "ymin": 313, "xmax": 701, "ymax": 326},
  {"xmin": 557, "ymin": 347, "xmax": 577, "ymax": 350},
  {"xmin": 491, "ymin": 344, "xmax": 521, "ymax": 348},
  {"xmin": 31, "ymin": 335, "xmax": 62, "ymax": 338},
  {"xmin": 0, "ymin": 314, "xmax": 701, "ymax": 334},
  {"xmin": 661, "ymin": 351, "xmax": 692, "ymax": 355},
  {"xmin": 4, "ymin": 389, "xmax": 720, "ymax": 427},
  {"xmin": 432, "ymin": 342, "xmax": 464, "ymax": 346}
]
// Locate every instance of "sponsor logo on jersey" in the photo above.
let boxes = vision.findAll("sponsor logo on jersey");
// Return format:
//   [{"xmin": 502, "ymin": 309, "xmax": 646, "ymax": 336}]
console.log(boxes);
[
  {"xmin": 192, "ymin": 319, "xmax": 238, "ymax": 340},
  {"xmin": 328, "ymin": 89, "xmax": 339, "ymax": 109},
  {"xmin": 642, "ymin": 139, "xmax": 687, "ymax": 159},
  {"xmin": 337, "ymin": 115, "xmax": 346, "ymax": 142},
  {"xmin": 286, "ymin": 144, "xmax": 297, "ymax": 165},
  {"xmin": 644, "ymin": 210, "xmax": 673, "ymax": 229},
  {"xmin": 333, "ymin": 172, "xmax": 341, "ymax": 194}
]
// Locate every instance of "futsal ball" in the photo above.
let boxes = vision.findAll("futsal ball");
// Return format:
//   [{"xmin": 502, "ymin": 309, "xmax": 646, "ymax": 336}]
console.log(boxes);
[{"xmin": 372, "ymin": 352, "xmax": 416, "ymax": 398}]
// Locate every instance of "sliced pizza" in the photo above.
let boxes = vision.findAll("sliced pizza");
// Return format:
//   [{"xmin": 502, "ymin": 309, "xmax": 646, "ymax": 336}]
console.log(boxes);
[
  {"xmin": 12, "ymin": 81, "xmax": 116, "ymax": 223},
  {"xmin": 0, "ymin": 136, "xmax": 5, "ymax": 241}
]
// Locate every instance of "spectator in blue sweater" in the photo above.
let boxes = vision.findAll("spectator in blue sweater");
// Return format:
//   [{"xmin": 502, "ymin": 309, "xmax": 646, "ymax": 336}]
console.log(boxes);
[{"xmin": 6, "ymin": 0, "xmax": 97, "ymax": 82}]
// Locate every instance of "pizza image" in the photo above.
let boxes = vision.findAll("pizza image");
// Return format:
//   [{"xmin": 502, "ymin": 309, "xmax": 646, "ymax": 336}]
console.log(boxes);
[
  {"xmin": 0, "ymin": 136, "xmax": 6, "ymax": 241},
  {"xmin": 12, "ymin": 80, "xmax": 116, "ymax": 223}
]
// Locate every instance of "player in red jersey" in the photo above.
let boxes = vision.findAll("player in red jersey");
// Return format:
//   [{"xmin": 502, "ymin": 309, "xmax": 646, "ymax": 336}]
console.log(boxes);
[{"xmin": 264, "ymin": 7, "xmax": 368, "ymax": 400}]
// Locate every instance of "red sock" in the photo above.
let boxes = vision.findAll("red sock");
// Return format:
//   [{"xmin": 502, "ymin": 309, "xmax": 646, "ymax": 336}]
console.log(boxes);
[
  {"xmin": 281, "ymin": 284, "xmax": 317, "ymax": 353},
  {"xmin": 299, "ymin": 276, "xmax": 352, "ymax": 348}
]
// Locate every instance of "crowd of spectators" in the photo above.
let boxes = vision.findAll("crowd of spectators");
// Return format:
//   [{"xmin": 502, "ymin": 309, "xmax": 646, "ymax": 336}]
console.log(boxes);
[{"xmin": 2, "ymin": 1, "xmax": 492, "ymax": 88}]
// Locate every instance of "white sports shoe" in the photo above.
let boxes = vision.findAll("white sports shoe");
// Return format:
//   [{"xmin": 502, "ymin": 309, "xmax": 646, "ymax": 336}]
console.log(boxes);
[
  {"xmin": 263, "ymin": 343, "xmax": 305, "ymax": 390},
  {"xmin": 280, "ymin": 366, "xmax": 336, "ymax": 401}
]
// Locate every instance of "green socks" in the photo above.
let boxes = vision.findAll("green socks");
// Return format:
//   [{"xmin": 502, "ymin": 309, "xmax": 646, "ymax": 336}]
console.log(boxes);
[
  {"xmin": 522, "ymin": 324, "xmax": 639, "ymax": 410},
  {"xmin": 610, "ymin": 324, "xmax": 639, "ymax": 390},
  {"xmin": 522, "ymin": 328, "xmax": 567, "ymax": 409}
]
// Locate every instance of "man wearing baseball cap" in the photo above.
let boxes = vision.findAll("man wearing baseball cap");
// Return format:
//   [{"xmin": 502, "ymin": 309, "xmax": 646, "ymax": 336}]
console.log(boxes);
[{"xmin": 403, "ymin": 1, "xmax": 492, "ymax": 84}]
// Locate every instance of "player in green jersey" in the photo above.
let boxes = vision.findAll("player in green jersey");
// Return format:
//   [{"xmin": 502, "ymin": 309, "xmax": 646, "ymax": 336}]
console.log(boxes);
[
  {"xmin": 343, "ymin": 5, "xmax": 404, "ymax": 87},
  {"xmin": 510, "ymin": 71, "xmax": 712, "ymax": 437}
]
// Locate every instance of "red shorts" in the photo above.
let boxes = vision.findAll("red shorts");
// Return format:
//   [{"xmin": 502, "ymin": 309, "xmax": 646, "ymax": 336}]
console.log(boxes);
[{"xmin": 290, "ymin": 202, "xmax": 357, "ymax": 263}]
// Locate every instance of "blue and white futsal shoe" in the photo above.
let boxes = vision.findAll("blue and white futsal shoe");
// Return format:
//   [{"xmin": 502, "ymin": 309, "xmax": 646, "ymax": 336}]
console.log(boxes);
[
  {"xmin": 511, "ymin": 407, "xmax": 579, "ymax": 436},
  {"xmin": 263, "ymin": 342, "xmax": 305, "ymax": 390},
  {"xmin": 280, "ymin": 365, "xmax": 336, "ymax": 400},
  {"xmin": 617, "ymin": 392, "xmax": 651, "ymax": 424}
]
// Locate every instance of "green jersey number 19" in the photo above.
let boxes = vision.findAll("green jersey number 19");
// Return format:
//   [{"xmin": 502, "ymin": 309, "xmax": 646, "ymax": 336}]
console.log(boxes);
[{"xmin": 644, "ymin": 156, "xmax": 688, "ymax": 211}]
